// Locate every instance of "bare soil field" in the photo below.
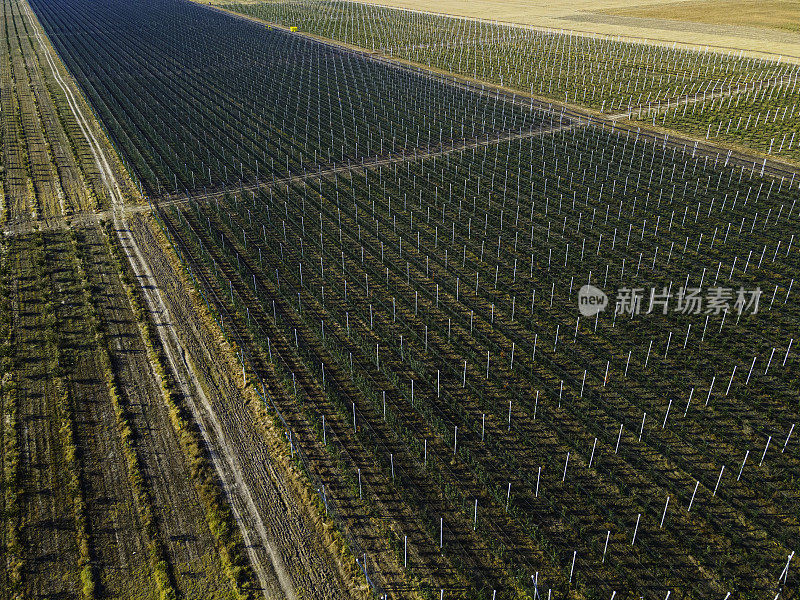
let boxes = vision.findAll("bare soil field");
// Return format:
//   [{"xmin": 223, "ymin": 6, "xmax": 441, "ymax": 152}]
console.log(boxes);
[
  {"xmin": 2, "ymin": 231, "xmax": 82, "ymax": 599},
  {"xmin": 75, "ymin": 221, "xmax": 242, "ymax": 599}
]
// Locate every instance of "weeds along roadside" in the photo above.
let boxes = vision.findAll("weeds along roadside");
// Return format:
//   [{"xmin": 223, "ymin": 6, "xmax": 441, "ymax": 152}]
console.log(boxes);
[
  {"xmin": 98, "ymin": 218, "xmax": 258, "ymax": 599},
  {"xmin": 65, "ymin": 224, "xmax": 179, "ymax": 600}
]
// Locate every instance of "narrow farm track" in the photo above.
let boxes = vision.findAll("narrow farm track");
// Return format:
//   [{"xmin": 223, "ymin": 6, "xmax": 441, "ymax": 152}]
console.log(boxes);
[
  {"xmin": 155, "ymin": 114, "xmax": 581, "ymax": 204},
  {"xmin": 119, "ymin": 196, "xmax": 310, "ymax": 600}
]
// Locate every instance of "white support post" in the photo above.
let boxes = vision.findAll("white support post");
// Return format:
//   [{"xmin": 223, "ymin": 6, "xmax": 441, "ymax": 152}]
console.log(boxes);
[
  {"xmin": 779, "ymin": 551, "xmax": 794, "ymax": 584},
  {"xmin": 688, "ymin": 480, "xmax": 699, "ymax": 511},
  {"xmin": 705, "ymin": 376, "xmax": 715, "ymax": 406},
  {"xmin": 760, "ymin": 436, "xmax": 772, "ymax": 465},
  {"xmin": 569, "ymin": 550, "xmax": 577, "ymax": 584},
  {"xmin": 783, "ymin": 423, "xmax": 795, "ymax": 452},
  {"xmin": 738, "ymin": 450, "xmax": 749, "ymax": 480},
  {"xmin": 660, "ymin": 496, "xmax": 670, "ymax": 528}
]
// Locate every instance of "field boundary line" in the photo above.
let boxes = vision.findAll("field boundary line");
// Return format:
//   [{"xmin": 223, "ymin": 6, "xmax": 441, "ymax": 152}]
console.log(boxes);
[{"xmin": 154, "ymin": 118, "xmax": 582, "ymax": 206}]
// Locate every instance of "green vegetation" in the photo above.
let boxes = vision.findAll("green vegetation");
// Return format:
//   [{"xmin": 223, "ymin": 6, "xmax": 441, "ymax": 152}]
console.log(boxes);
[
  {"xmin": 635, "ymin": 78, "xmax": 800, "ymax": 160},
  {"xmin": 32, "ymin": 230, "xmax": 97, "ymax": 598},
  {"xmin": 8, "ymin": 0, "xmax": 800, "ymax": 597},
  {"xmin": 225, "ymin": 1, "xmax": 794, "ymax": 107},
  {"xmin": 0, "ymin": 239, "xmax": 22, "ymax": 596}
]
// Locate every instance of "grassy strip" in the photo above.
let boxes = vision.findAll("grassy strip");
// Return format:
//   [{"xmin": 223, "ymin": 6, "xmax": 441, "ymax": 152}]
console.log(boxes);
[
  {"xmin": 100, "ymin": 219, "xmax": 255, "ymax": 599},
  {"xmin": 1, "ymin": 377, "xmax": 22, "ymax": 596},
  {"xmin": 0, "ymin": 238, "xmax": 23, "ymax": 596},
  {"xmin": 68, "ymin": 226, "xmax": 177, "ymax": 600}
]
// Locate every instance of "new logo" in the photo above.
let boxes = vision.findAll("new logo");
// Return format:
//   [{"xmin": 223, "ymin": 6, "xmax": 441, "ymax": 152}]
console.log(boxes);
[{"xmin": 578, "ymin": 284, "xmax": 608, "ymax": 317}]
